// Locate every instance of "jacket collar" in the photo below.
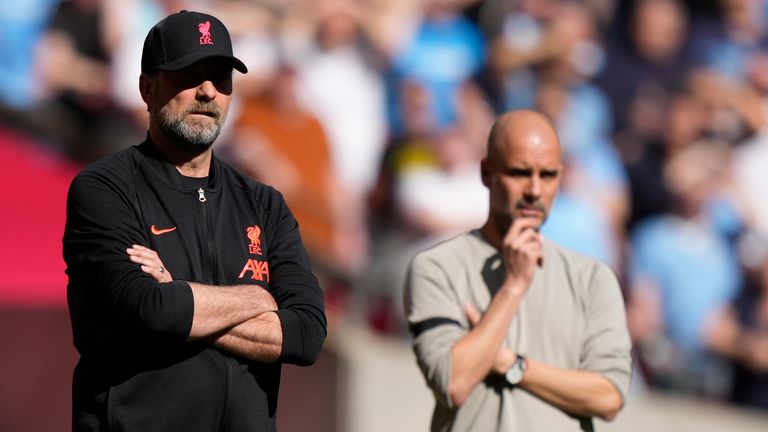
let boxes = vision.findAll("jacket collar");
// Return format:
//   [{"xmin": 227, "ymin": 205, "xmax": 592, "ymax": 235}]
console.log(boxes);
[{"xmin": 136, "ymin": 136, "xmax": 222, "ymax": 193}]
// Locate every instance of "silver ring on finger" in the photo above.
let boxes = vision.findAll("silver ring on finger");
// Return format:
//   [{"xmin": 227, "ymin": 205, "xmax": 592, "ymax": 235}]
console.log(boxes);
[{"xmin": 159, "ymin": 267, "xmax": 165, "ymax": 273}]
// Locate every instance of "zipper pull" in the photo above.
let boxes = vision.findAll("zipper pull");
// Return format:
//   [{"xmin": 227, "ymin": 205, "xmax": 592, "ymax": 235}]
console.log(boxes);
[{"xmin": 197, "ymin": 188, "xmax": 207, "ymax": 203}]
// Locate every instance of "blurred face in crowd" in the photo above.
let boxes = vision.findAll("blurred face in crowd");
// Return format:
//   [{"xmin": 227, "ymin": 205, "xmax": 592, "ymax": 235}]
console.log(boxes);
[
  {"xmin": 142, "ymin": 59, "xmax": 233, "ymax": 153},
  {"xmin": 631, "ymin": 0, "xmax": 687, "ymax": 62},
  {"xmin": 664, "ymin": 92, "xmax": 707, "ymax": 152},
  {"xmin": 430, "ymin": 127, "xmax": 481, "ymax": 171},
  {"xmin": 482, "ymin": 111, "xmax": 563, "ymax": 233},
  {"xmin": 663, "ymin": 141, "xmax": 726, "ymax": 216},
  {"xmin": 546, "ymin": 0, "xmax": 601, "ymax": 79},
  {"xmin": 317, "ymin": 6, "xmax": 360, "ymax": 50}
]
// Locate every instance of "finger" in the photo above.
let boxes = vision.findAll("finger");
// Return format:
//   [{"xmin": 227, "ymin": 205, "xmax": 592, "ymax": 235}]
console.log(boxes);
[
  {"xmin": 130, "ymin": 254, "xmax": 170, "ymax": 277},
  {"xmin": 140, "ymin": 264, "xmax": 157, "ymax": 274},
  {"xmin": 139, "ymin": 264, "xmax": 165, "ymax": 276},
  {"xmin": 508, "ymin": 228, "xmax": 541, "ymax": 252},
  {"xmin": 128, "ymin": 245, "xmax": 162, "ymax": 257},
  {"xmin": 139, "ymin": 264, "xmax": 172, "ymax": 283},
  {"xmin": 506, "ymin": 234, "xmax": 543, "ymax": 270},
  {"xmin": 129, "ymin": 254, "xmax": 162, "ymax": 268},
  {"xmin": 127, "ymin": 246, "xmax": 168, "ymax": 280},
  {"xmin": 129, "ymin": 244, "xmax": 152, "ymax": 254},
  {"xmin": 504, "ymin": 220, "xmax": 541, "ymax": 249},
  {"xmin": 127, "ymin": 247, "xmax": 160, "ymax": 260},
  {"xmin": 127, "ymin": 248, "xmax": 167, "ymax": 271},
  {"xmin": 516, "ymin": 235, "xmax": 543, "ymax": 258},
  {"xmin": 464, "ymin": 302, "xmax": 482, "ymax": 327},
  {"xmin": 140, "ymin": 265, "xmax": 164, "ymax": 282},
  {"xmin": 507, "ymin": 217, "xmax": 540, "ymax": 237}
]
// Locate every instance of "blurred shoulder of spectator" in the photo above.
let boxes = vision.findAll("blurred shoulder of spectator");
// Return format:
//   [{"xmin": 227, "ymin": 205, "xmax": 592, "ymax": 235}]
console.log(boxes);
[
  {"xmin": 597, "ymin": 0, "xmax": 691, "ymax": 136},
  {"xmin": 228, "ymin": 64, "xmax": 368, "ymax": 280},
  {"xmin": 627, "ymin": 140, "xmax": 743, "ymax": 398},
  {"xmin": 707, "ymin": 231, "xmax": 768, "ymax": 409},
  {"xmin": 291, "ymin": 0, "xmax": 388, "ymax": 199},
  {"xmin": 31, "ymin": 0, "xmax": 140, "ymax": 162}
]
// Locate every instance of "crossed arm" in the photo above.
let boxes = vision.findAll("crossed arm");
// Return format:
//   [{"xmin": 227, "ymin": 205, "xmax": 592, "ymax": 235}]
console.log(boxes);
[
  {"xmin": 450, "ymin": 290, "xmax": 623, "ymax": 420},
  {"xmin": 462, "ymin": 303, "xmax": 623, "ymax": 420},
  {"xmin": 128, "ymin": 245, "xmax": 282, "ymax": 362}
]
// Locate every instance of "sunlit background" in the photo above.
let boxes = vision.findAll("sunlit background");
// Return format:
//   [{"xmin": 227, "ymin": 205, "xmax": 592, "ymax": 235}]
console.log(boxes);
[{"xmin": 2, "ymin": 0, "xmax": 768, "ymax": 430}]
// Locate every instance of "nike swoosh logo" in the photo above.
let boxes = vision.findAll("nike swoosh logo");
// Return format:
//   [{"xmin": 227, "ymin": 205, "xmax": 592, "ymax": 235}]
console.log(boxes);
[{"xmin": 151, "ymin": 225, "xmax": 177, "ymax": 235}]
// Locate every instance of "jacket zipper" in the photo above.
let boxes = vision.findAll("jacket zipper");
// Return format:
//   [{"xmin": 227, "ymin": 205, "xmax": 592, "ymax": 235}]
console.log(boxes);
[
  {"xmin": 198, "ymin": 187, "xmax": 230, "ymax": 432},
  {"xmin": 197, "ymin": 188, "xmax": 216, "ymax": 283}
]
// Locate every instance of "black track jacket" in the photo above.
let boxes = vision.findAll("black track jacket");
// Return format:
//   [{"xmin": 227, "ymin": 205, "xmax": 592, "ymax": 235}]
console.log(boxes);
[{"xmin": 63, "ymin": 139, "xmax": 327, "ymax": 431}]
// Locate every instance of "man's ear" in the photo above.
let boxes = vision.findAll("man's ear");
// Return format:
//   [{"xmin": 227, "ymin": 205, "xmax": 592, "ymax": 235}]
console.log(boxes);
[
  {"xmin": 480, "ymin": 158, "xmax": 491, "ymax": 187},
  {"xmin": 139, "ymin": 73, "xmax": 153, "ymax": 112}
]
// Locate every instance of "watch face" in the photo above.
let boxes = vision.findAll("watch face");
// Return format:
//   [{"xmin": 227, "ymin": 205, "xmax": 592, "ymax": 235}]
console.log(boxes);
[
  {"xmin": 505, "ymin": 355, "xmax": 526, "ymax": 385},
  {"xmin": 505, "ymin": 363, "xmax": 524, "ymax": 385}
]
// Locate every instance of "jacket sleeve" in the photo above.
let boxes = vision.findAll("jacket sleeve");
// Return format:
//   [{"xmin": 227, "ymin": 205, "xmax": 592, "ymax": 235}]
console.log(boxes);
[
  {"xmin": 64, "ymin": 168, "xmax": 194, "ymax": 347},
  {"xmin": 266, "ymin": 191, "xmax": 327, "ymax": 366}
]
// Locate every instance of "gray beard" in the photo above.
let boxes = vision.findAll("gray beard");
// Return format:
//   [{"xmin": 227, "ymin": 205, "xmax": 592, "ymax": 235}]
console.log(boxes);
[{"xmin": 156, "ymin": 103, "xmax": 226, "ymax": 153}]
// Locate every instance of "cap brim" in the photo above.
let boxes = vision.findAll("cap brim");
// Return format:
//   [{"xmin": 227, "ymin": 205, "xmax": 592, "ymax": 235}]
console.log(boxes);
[{"xmin": 157, "ymin": 52, "xmax": 248, "ymax": 74}]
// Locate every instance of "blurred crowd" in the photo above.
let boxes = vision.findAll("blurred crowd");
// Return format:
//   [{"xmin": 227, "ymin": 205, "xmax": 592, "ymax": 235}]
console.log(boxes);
[{"xmin": 3, "ymin": 0, "xmax": 768, "ymax": 412}]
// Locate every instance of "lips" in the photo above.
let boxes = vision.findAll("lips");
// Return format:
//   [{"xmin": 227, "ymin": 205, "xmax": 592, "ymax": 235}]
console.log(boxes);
[
  {"xmin": 187, "ymin": 103, "xmax": 219, "ymax": 119},
  {"xmin": 189, "ymin": 110, "xmax": 217, "ymax": 118},
  {"xmin": 518, "ymin": 208, "xmax": 543, "ymax": 218},
  {"xmin": 516, "ymin": 203, "xmax": 545, "ymax": 218}
]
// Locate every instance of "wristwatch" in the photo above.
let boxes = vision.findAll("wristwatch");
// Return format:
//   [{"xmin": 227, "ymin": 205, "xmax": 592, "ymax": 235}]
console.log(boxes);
[{"xmin": 505, "ymin": 354, "xmax": 528, "ymax": 386}]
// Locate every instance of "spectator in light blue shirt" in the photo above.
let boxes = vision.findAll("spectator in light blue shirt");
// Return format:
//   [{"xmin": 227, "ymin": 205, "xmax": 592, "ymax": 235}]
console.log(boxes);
[
  {"xmin": 0, "ymin": 0, "xmax": 57, "ymax": 109},
  {"xmin": 627, "ymin": 141, "xmax": 743, "ymax": 397},
  {"xmin": 388, "ymin": 4, "xmax": 485, "ymax": 133}
]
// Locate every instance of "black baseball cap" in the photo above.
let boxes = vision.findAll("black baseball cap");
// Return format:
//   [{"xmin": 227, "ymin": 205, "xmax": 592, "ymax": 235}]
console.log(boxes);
[{"xmin": 141, "ymin": 10, "xmax": 248, "ymax": 74}]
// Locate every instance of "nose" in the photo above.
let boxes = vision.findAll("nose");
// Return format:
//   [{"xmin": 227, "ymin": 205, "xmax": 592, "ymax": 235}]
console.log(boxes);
[
  {"xmin": 196, "ymin": 80, "xmax": 216, "ymax": 101},
  {"xmin": 524, "ymin": 175, "xmax": 541, "ymax": 201}
]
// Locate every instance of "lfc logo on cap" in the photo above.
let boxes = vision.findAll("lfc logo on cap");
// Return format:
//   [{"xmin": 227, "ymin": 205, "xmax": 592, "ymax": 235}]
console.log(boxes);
[{"xmin": 198, "ymin": 21, "xmax": 213, "ymax": 45}]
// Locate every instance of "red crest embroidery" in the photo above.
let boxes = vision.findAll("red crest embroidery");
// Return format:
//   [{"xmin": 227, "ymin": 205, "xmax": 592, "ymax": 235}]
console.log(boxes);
[
  {"xmin": 241, "ymin": 224, "xmax": 269, "ymax": 282},
  {"xmin": 246, "ymin": 225, "xmax": 263, "ymax": 255},
  {"xmin": 198, "ymin": 21, "xmax": 213, "ymax": 45}
]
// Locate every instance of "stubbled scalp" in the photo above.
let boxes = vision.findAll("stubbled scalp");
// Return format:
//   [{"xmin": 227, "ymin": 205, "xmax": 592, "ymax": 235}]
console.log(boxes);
[{"xmin": 486, "ymin": 110, "xmax": 561, "ymax": 161}]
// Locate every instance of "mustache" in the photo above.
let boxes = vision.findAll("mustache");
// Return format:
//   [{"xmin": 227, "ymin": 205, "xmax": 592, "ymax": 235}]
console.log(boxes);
[
  {"xmin": 185, "ymin": 102, "xmax": 221, "ymax": 118},
  {"xmin": 515, "ymin": 200, "xmax": 546, "ymax": 212}
]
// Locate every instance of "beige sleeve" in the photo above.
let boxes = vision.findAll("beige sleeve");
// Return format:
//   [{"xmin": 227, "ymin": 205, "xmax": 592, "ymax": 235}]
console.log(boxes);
[
  {"xmin": 403, "ymin": 251, "xmax": 468, "ymax": 409},
  {"xmin": 580, "ymin": 262, "xmax": 633, "ymax": 404}
]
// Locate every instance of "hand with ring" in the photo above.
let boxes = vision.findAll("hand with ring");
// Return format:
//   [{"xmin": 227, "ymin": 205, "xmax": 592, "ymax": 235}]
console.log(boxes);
[{"xmin": 127, "ymin": 244, "xmax": 173, "ymax": 283}]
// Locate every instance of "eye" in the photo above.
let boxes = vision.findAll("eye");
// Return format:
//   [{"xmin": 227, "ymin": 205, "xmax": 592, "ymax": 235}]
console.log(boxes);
[
  {"xmin": 506, "ymin": 167, "xmax": 532, "ymax": 177},
  {"xmin": 212, "ymin": 72, "xmax": 233, "ymax": 94},
  {"xmin": 166, "ymin": 70, "xmax": 195, "ymax": 88},
  {"xmin": 540, "ymin": 170, "xmax": 559, "ymax": 179}
]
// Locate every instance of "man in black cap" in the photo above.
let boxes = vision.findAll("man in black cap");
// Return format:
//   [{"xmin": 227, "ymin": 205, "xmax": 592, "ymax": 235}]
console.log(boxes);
[{"xmin": 63, "ymin": 11, "xmax": 327, "ymax": 431}]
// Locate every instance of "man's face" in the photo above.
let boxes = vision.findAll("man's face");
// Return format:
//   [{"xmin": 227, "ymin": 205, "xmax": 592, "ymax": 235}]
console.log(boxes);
[
  {"xmin": 483, "ymin": 130, "xmax": 562, "ymax": 233},
  {"xmin": 147, "ymin": 59, "xmax": 233, "ymax": 153}
]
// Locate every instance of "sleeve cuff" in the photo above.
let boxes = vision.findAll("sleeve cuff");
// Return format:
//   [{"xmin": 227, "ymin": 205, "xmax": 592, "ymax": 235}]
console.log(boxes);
[
  {"xmin": 275, "ymin": 309, "xmax": 302, "ymax": 362},
  {"xmin": 162, "ymin": 280, "xmax": 195, "ymax": 341}
]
